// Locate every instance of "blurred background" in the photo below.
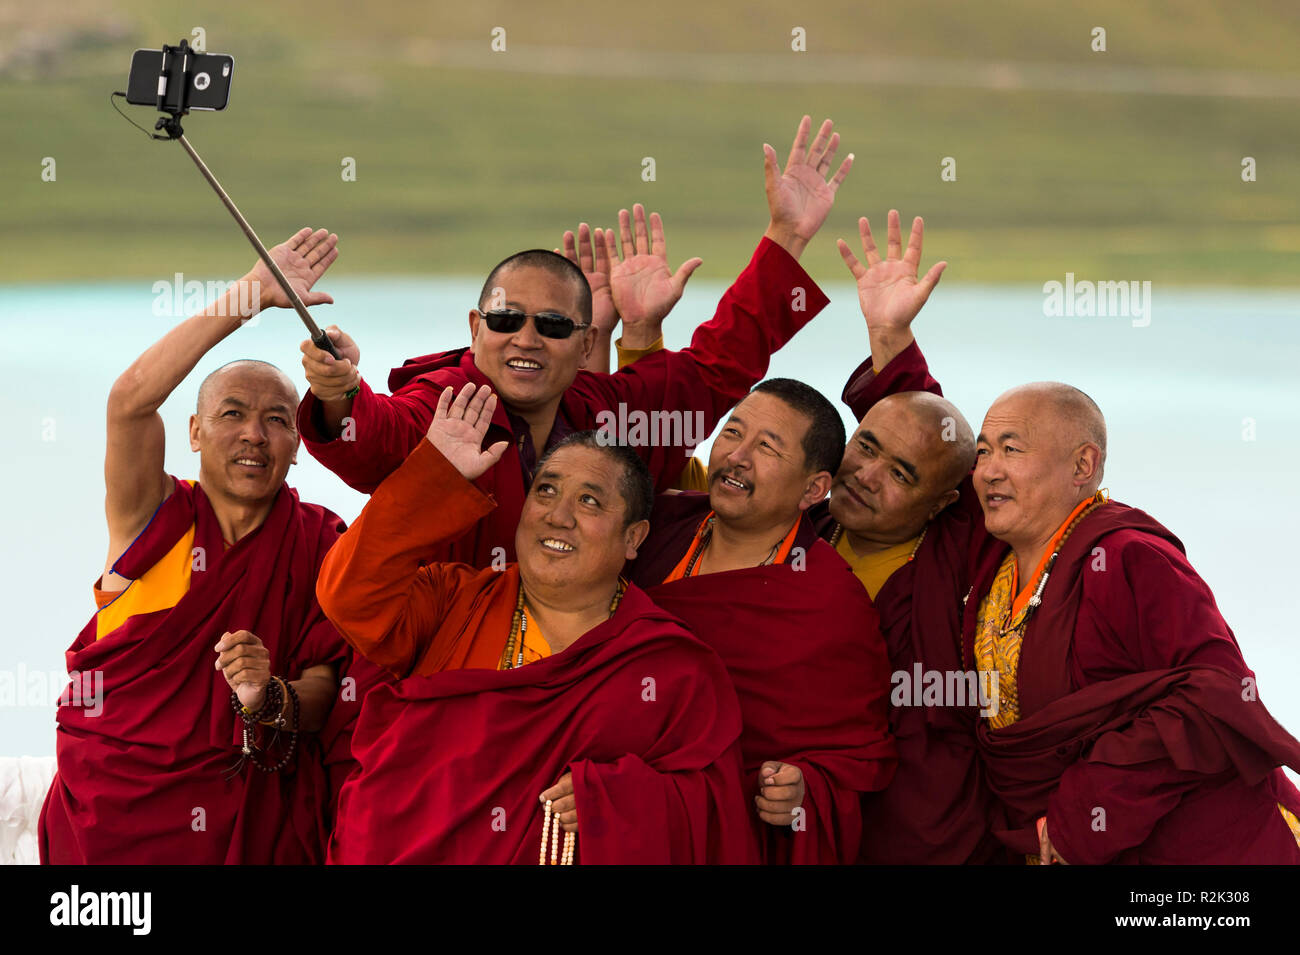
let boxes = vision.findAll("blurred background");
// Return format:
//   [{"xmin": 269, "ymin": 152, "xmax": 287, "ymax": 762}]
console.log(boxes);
[{"xmin": 2, "ymin": 1, "xmax": 1298, "ymax": 767}]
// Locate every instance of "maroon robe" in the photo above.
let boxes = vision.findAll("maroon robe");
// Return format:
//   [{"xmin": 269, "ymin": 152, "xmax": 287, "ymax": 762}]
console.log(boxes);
[
  {"xmin": 821, "ymin": 342, "xmax": 998, "ymax": 863},
  {"xmin": 964, "ymin": 494, "xmax": 1300, "ymax": 863},
  {"xmin": 630, "ymin": 493, "xmax": 897, "ymax": 864},
  {"xmin": 327, "ymin": 585, "xmax": 758, "ymax": 864},
  {"xmin": 297, "ymin": 238, "xmax": 827, "ymax": 569},
  {"xmin": 39, "ymin": 477, "xmax": 380, "ymax": 864}
]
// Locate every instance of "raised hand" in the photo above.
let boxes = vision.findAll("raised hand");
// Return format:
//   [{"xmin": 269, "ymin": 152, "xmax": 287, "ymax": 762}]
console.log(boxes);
[
  {"xmin": 837, "ymin": 210, "xmax": 947, "ymax": 335},
  {"xmin": 558, "ymin": 223, "xmax": 617, "ymax": 341},
  {"xmin": 424, "ymin": 382, "xmax": 510, "ymax": 481},
  {"xmin": 249, "ymin": 227, "xmax": 338, "ymax": 311},
  {"xmin": 606, "ymin": 203, "xmax": 702, "ymax": 348},
  {"xmin": 763, "ymin": 116, "xmax": 853, "ymax": 260}
]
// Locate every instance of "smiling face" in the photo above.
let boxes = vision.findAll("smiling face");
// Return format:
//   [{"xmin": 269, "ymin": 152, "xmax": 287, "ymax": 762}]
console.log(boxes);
[
  {"xmin": 515, "ymin": 444, "xmax": 650, "ymax": 597},
  {"xmin": 830, "ymin": 395, "xmax": 968, "ymax": 547},
  {"xmin": 468, "ymin": 264, "xmax": 594, "ymax": 417},
  {"xmin": 189, "ymin": 362, "xmax": 300, "ymax": 506},
  {"xmin": 974, "ymin": 385, "xmax": 1104, "ymax": 552},
  {"xmin": 706, "ymin": 391, "xmax": 830, "ymax": 534}
]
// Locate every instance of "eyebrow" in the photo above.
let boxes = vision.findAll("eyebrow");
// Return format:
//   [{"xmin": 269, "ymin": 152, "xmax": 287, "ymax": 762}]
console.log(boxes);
[
  {"xmin": 501, "ymin": 300, "xmax": 573, "ymax": 318},
  {"xmin": 534, "ymin": 471, "xmax": 608, "ymax": 495},
  {"xmin": 217, "ymin": 398, "xmax": 293, "ymax": 414},
  {"xmin": 859, "ymin": 430, "xmax": 919, "ymax": 482},
  {"xmin": 726, "ymin": 415, "xmax": 788, "ymax": 449},
  {"xmin": 976, "ymin": 431, "xmax": 1022, "ymax": 445}
]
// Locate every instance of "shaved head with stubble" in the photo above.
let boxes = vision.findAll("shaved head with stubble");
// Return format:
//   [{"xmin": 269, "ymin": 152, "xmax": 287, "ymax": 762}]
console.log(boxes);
[
  {"xmin": 830, "ymin": 390, "xmax": 977, "ymax": 553},
  {"xmin": 974, "ymin": 381, "xmax": 1108, "ymax": 557}
]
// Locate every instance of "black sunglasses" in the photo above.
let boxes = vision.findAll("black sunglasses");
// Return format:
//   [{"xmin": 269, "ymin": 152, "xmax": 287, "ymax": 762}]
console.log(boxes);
[{"xmin": 480, "ymin": 309, "xmax": 590, "ymax": 340}]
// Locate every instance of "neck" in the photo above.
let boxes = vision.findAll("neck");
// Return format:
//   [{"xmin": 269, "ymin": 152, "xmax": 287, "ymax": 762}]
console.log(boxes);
[
  {"xmin": 702, "ymin": 515, "xmax": 795, "ymax": 574},
  {"xmin": 522, "ymin": 576, "xmax": 618, "ymax": 654},
  {"xmin": 507, "ymin": 398, "xmax": 561, "ymax": 455},
  {"xmin": 208, "ymin": 492, "xmax": 276, "ymax": 546},
  {"xmin": 843, "ymin": 525, "xmax": 920, "ymax": 558}
]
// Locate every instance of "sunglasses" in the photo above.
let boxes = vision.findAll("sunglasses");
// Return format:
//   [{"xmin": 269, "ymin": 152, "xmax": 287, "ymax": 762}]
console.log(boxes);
[{"xmin": 480, "ymin": 309, "xmax": 590, "ymax": 340}]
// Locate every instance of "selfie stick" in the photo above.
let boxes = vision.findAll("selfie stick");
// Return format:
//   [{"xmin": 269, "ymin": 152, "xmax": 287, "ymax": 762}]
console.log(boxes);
[{"xmin": 150, "ymin": 40, "xmax": 343, "ymax": 361}]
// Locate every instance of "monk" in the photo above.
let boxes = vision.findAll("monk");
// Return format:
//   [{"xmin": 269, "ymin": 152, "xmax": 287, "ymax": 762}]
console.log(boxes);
[
  {"xmin": 40, "ymin": 229, "xmax": 387, "ymax": 865},
  {"xmin": 627, "ymin": 378, "xmax": 897, "ymax": 864},
  {"xmin": 316, "ymin": 383, "xmax": 757, "ymax": 864},
  {"xmin": 966, "ymin": 382, "xmax": 1300, "ymax": 864},
  {"xmin": 297, "ymin": 116, "xmax": 853, "ymax": 568},
  {"xmin": 816, "ymin": 210, "xmax": 999, "ymax": 863}
]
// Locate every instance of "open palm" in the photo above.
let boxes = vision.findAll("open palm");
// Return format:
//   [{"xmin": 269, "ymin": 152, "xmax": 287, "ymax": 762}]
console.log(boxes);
[
  {"xmin": 424, "ymin": 383, "xmax": 509, "ymax": 481},
  {"xmin": 252, "ymin": 227, "xmax": 338, "ymax": 310},
  {"xmin": 838, "ymin": 211, "xmax": 946, "ymax": 335},
  {"xmin": 607, "ymin": 204, "xmax": 702, "ymax": 328},
  {"xmin": 764, "ymin": 116, "xmax": 853, "ymax": 244}
]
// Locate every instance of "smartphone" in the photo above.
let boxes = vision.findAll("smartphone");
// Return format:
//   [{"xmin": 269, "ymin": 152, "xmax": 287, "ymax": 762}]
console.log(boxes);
[{"xmin": 126, "ymin": 48, "xmax": 234, "ymax": 111}]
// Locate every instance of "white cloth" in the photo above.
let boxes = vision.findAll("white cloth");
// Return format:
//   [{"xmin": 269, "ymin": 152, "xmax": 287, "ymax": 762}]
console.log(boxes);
[{"xmin": 0, "ymin": 756, "xmax": 57, "ymax": 865}]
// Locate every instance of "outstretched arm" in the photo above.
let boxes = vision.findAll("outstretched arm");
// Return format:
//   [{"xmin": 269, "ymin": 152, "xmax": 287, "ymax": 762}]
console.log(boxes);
[
  {"xmin": 315, "ymin": 383, "xmax": 507, "ymax": 676},
  {"xmin": 103, "ymin": 228, "xmax": 338, "ymax": 588}
]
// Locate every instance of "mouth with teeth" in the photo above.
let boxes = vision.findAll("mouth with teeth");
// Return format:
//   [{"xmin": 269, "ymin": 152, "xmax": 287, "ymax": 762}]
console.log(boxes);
[
  {"xmin": 539, "ymin": 537, "xmax": 576, "ymax": 554},
  {"xmin": 506, "ymin": 357, "xmax": 544, "ymax": 373},
  {"xmin": 233, "ymin": 456, "xmax": 268, "ymax": 470},
  {"xmin": 984, "ymin": 492, "xmax": 1013, "ymax": 509},
  {"xmin": 716, "ymin": 473, "xmax": 750, "ymax": 493}
]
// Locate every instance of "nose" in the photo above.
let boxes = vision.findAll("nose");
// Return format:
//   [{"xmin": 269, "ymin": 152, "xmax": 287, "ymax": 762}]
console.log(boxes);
[
  {"xmin": 511, "ymin": 315, "xmax": 545, "ymax": 349},
  {"xmin": 975, "ymin": 452, "xmax": 1003, "ymax": 485},
  {"xmin": 544, "ymin": 492, "xmax": 577, "ymax": 528},
  {"xmin": 854, "ymin": 456, "xmax": 883, "ymax": 494},
  {"xmin": 240, "ymin": 416, "xmax": 269, "ymax": 445}
]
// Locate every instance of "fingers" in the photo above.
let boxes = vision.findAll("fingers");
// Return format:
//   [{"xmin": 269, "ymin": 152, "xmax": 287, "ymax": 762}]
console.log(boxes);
[
  {"xmin": 836, "ymin": 238, "xmax": 866, "ymax": 279},
  {"xmin": 757, "ymin": 810, "xmax": 796, "ymax": 827},
  {"xmin": 649, "ymin": 211, "xmax": 666, "ymax": 259},
  {"xmin": 594, "ymin": 227, "xmax": 612, "ymax": 276},
  {"xmin": 434, "ymin": 385, "xmax": 455, "ymax": 421},
  {"xmin": 886, "ymin": 209, "xmax": 902, "ymax": 261},
  {"xmin": 438, "ymin": 383, "xmax": 499, "ymax": 431},
  {"xmin": 618, "ymin": 208, "xmax": 635, "ymax": 261},
  {"xmin": 482, "ymin": 439, "xmax": 510, "ymax": 469},
  {"xmin": 918, "ymin": 260, "xmax": 947, "ymax": 298},
  {"xmin": 813, "ymin": 130, "xmax": 839, "ymax": 176},
  {"xmin": 632, "ymin": 203, "xmax": 650, "ymax": 256},
  {"xmin": 756, "ymin": 784, "xmax": 800, "ymax": 803},
  {"xmin": 755, "ymin": 792, "xmax": 798, "ymax": 813},
  {"xmin": 305, "ymin": 231, "xmax": 337, "ymax": 267},
  {"xmin": 785, "ymin": 114, "xmax": 812, "ymax": 171},
  {"xmin": 762, "ymin": 142, "xmax": 780, "ymax": 198},
  {"xmin": 827, "ymin": 152, "xmax": 854, "ymax": 194},
  {"xmin": 539, "ymin": 772, "xmax": 575, "ymax": 804},
  {"xmin": 561, "ymin": 229, "xmax": 578, "ymax": 264},
  {"xmin": 672, "ymin": 257, "xmax": 703, "ymax": 293},
  {"xmin": 903, "ymin": 216, "xmax": 925, "ymax": 270},
  {"xmin": 804, "ymin": 118, "xmax": 834, "ymax": 169},
  {"xmin": 577, "ymin": 223, "xmax": 595, "ymax": 273},
  {"xmin": 600, "ymin": 227, "xmax": 619, "ymax": 266},
  {"xmin": 762, "ymin": 762, "xmax": 801, "ymax": 786},
  {"xmin": 214, "ymin": 629, "xmax": 259, "ymax": 653},
  {"xmin": 859, "ymin": 217, "xmax": 881, "ymax": 267},
  {"xmin": 285, "ymin": 226, "xmax": 313, "ymax": 251}
]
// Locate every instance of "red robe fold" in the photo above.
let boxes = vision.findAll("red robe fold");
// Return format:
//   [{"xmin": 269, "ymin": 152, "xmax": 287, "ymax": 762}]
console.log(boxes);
[
  {"xmin": 826, "ymin": 342, "xmax": 998, "ymax": 863},
  {"xmin": 297, "ymin": 237, "xmax": 827, "ymax": 569},
  {"xmin": 630, "ymin": 493, "xmax": 897, "ymax": 864},
  {"xmin": 39, "ymin": 477, "xmax": 373, "ymax": 865},
  {"xmin": 327, "ymin": 585, "xmax": 758, "ymax": 864},
  {"xmin": 963, "ymin": 500, "xmax": 1300, "ymax": 863}
]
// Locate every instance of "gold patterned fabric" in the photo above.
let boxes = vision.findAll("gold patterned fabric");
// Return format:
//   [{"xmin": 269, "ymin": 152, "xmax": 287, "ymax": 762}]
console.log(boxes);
[{"xmin": 973, "ymin": 551, "xmax": 1023, "ymax": 730}]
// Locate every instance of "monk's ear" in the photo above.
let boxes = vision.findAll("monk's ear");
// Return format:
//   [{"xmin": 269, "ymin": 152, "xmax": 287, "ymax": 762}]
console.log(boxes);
[
  {"xmin": 468, "ymin": 310, "xmax": 482, "ymax": 353},
  {"xmin": 799, "ymin": 471, "xmax": 833, "ymax": 512},
  {"xmin": 188, "ymin": 413, "xmax": 201, "ymax": 452},
  {"xmin": 580, "ymin": 323, "xmax": 597, "ymax": 363},
  {"xmin": 1073, "ymin": 443, "xmax": 1103, "ymax": 487},
  {"xmin": 624, "ymin": 519, "xmax": 651, "ymax": 560},
  {"xmin": 291, "ymin": 434, "xmax": 300, "ymax": 467},
  {"xmin": 927, "ymin": 487, "xmax": 960, "ymax": 521}
]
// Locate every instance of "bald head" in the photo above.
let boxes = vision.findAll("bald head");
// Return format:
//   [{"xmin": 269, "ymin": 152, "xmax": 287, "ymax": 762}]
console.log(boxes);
[
  {"xmin": 990, "ymin": 382, "xmax": 1106, "ymax": 489},
  {"xmin": 197, "ymin": 360, "xmax": 298, "ymax": 415},
  {"xmin": 877, "ymin": 391, "xmax": 976, "ymax": 492}
]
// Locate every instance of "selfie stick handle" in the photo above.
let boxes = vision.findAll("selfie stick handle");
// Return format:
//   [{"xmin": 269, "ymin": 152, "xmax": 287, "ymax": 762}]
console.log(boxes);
[{"xmin": 174, "ymin": 134, "xmax": 342, "ymax": 360}]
